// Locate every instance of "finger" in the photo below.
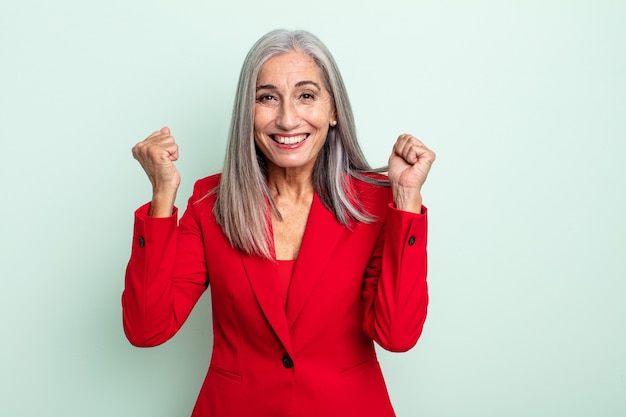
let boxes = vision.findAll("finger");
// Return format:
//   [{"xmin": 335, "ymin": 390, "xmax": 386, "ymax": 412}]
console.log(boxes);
[
  {"xmin": 397, "ymin": 135, "xmax": 434, "ymax": 166},
  {"xmin": 411, "ymin": 146, "xmax": 436, "ymax": 171},
  {"xmin": 153, "ymin": 140, "xmax": 178, "ymax": 162},
  {"xmin": 398, "ymin": 134, "xmax": 425, "ymax": 151},
  {"xmin": 392, "ymin": 134, "xmax": 412, "ymax": 156},
  {"xmin": 397, "ymin": 136, "xmax": 421, "ymax": 164},
  {"xmin": 146, "ymin": 130, "xmax": 163, "ymax": 140},
  {"xmin": 167, "ymin": 146, "xmax": 179, "ymax": 162},
  {"xmin": 406, "ymin": 134, "xmax": 425, "ymax": 148},
  {"xmin": 145, "ymin": 127, "xmax": 173, "ymax": 143},
  {"xmin": 406, "ymin": 145, "xmax": 422, "ymax": 165},
  {"xmin": 145, "ymin": 141, "xmax": 177, "ymax": 161}
]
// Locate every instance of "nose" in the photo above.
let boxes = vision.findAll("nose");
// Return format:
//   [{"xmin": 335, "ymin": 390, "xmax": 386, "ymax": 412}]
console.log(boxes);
[{"xmin": 276, "ymin": 99, "xmax": 300, "ymax": 130}]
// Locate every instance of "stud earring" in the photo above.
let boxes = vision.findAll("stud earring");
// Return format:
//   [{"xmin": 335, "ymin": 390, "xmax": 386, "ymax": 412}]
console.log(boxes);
[{"xmin": 330, "ymin": 120, "xmax": 337, "ymax": 127}]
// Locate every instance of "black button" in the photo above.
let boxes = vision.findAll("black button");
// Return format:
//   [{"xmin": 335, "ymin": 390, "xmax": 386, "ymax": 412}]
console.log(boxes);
[
  {"xmin": 282, "ymin": 354, "xmax": 293, "ymax": 369},
  {"xmin": 138, "ymin": 236, "xmax": 145, "ymax": 247},
  {"xmin": 408, "ymin": 236, "xmax": 416, "ymax": 246}
]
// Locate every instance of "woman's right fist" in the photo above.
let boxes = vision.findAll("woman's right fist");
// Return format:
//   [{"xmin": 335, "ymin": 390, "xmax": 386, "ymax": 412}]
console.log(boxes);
[{"xmin": 132, "ymin": 127, "xmax": 181, "ymax": 193}]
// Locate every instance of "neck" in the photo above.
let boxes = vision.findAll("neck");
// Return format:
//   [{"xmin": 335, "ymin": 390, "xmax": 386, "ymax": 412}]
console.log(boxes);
[{"xmin": 266, "ymin": 164, "xmax": 315, "ymax": 201}]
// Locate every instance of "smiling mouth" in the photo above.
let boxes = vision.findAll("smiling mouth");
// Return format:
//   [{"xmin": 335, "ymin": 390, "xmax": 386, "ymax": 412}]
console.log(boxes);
[{"xmin": 272, "ymin": 134, "xmax": 309, "ymax": 145}]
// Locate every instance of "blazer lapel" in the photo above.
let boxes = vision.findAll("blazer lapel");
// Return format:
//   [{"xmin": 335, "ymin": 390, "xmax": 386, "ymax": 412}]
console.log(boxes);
[
  {"xmin": 240, "ymin": 253, "xmax": 293, "ymax": 356},
  {"xmin": 286, "ymin": 193, "xmax": 346, "ymax": 328}
]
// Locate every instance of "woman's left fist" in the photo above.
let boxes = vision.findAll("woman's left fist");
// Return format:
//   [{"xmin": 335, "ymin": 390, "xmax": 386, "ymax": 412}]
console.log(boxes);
[{"xmin": 388, "ymin": 134, "xmax": 436, "ymax": 213}]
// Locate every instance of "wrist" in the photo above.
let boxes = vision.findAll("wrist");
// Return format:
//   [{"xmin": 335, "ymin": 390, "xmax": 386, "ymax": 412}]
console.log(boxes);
[
  {"xmin": 149, "ymin": 189, "xmax": 177, "ymax": 217},
  {"xmin": 393, "ymin": 186, "xmax": 423, "ymax": 214}
]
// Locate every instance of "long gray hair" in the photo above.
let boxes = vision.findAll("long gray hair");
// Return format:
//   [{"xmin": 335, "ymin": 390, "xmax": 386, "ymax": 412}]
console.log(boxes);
[{"xmin": 214, "ymin": 29, "xmax": 386, "ymax": 259}]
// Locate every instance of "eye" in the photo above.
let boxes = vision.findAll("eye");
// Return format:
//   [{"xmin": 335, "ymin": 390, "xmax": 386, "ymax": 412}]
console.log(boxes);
[
  {"xmin": 299, "ymin": 92, "xmax": 315, "ymax": 101},
  {"xmin": 257, "ymin": 94, "xmax": 277, "ymax": 103}
]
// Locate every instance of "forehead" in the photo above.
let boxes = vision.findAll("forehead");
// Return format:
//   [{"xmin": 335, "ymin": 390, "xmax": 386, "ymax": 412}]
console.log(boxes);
[{"xmin": 257, "ymin": 50, "xmax": 323, "ymax": 85}]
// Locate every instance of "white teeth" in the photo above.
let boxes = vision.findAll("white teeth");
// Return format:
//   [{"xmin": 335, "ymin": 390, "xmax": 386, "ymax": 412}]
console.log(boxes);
[{"xmin": 273, "ymin": 134, "xmax": 307, "ymax": 145}]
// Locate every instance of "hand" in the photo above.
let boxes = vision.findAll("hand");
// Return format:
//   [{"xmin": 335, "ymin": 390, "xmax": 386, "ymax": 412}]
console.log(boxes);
[
  {"xmin": 388, "ymin": 134, "xmax": 436, "ymax": 213},
  {"xmin": 132, "ymin": 127, "xmax": 180, "ymax": 217}
]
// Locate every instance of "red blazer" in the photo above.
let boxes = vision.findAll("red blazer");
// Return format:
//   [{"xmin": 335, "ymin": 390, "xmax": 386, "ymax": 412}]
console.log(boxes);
[{"xmin": 123, "ymin": 174, "xmax": 428, "ymax": 417}]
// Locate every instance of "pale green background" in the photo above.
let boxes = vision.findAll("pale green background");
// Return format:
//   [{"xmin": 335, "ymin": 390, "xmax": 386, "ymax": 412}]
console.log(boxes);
[{"xmin": 1, "ymin": 0, "xmax": 624, "ymax": 416}]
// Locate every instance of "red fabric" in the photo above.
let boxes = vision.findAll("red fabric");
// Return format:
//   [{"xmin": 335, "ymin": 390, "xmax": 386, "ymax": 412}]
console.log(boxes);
[
  {"xmin": 122, "ymin": 174, "xmax": 429, "ymax": 417},
  {"xmin": 276, "ymin": 260, "xmax": 295, "ymax": 309}
]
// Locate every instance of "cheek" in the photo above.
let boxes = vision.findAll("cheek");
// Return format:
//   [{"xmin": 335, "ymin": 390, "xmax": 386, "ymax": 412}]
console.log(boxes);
[
  {"xmin": 316, "ymin": 103, "xmax": 335, "ymax": 125},
  {"xmin": 253, "ymin": 107, "xmax": 271, "ymax": 131},
  {"xmin": 252, "ymin": 115, "xmax": 262, "ymax": 133}
]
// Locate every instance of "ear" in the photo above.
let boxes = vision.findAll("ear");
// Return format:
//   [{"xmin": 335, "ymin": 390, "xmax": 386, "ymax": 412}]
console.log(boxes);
[{"xmin": 330, "ymin": 107, "xmax": 338, "ymax": 127}]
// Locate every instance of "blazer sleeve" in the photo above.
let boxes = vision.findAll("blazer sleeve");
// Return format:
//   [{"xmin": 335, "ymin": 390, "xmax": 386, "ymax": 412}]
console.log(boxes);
[
  {"xmin": 362, "ymin": 204, "xmax": 429, "ymax": 352},
  {"xmin": 122, "ymin": 183, "xmax": 209, "ymax": 347}
]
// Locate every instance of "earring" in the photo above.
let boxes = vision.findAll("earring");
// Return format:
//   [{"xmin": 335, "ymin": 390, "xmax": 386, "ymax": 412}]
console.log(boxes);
[{"xmin": 330, "ymin": 120, "xmax": 337, "ymax": 127}]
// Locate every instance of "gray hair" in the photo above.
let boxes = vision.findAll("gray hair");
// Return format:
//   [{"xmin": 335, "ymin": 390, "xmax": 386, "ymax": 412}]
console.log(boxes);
[{"xmin": 214, "ymin": 29, "xmax": 386, "ymax": 259}]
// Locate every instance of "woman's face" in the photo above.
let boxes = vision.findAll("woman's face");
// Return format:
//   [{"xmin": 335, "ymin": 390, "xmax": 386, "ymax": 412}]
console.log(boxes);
[{"xmin": 254, "ymin": 50, "xmax": 336, "ymax": 174}]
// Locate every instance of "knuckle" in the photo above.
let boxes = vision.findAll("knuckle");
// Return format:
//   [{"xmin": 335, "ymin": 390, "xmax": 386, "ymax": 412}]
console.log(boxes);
[{"xmin": 132, "ymin": 143, "xmax": 144, "ymax": 156}]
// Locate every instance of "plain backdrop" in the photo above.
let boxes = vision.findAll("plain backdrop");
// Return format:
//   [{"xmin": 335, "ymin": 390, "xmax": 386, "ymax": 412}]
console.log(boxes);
[{"xmin": 1, "ymin": 1, "xmax": 625, "ymax": 416}]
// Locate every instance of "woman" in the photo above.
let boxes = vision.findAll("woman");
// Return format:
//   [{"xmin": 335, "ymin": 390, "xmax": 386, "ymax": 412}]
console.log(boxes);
[{"xmin": 124, "ymin": 29, "xmax": 435, "ymax": 417}]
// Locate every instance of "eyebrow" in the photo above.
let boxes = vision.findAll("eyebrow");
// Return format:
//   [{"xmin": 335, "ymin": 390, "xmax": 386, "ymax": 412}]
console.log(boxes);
[{"xmin": 256, "ymin": 80, "xmax": 322, "ymax": 91}]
